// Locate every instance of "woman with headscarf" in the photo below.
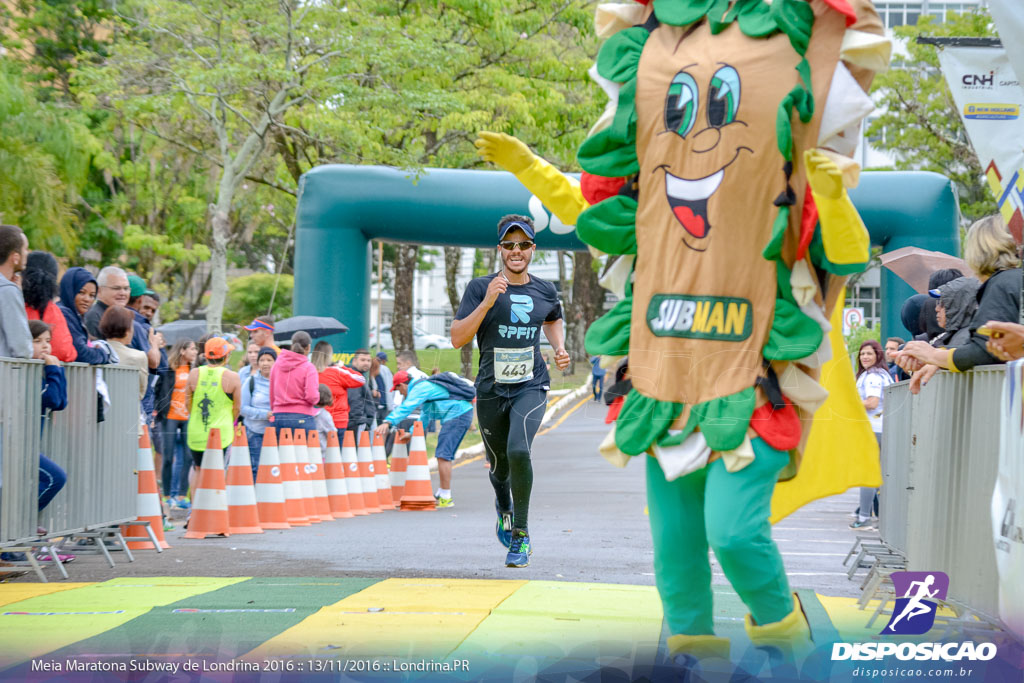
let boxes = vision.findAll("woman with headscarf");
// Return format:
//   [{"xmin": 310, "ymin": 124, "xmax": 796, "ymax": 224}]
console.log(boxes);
[
  {"xmin": 23, "ymin": 252, "xmax": 76, "ymax": 362},
  {"xmin": 57, "ymin": 267, "xmax": 114, "ymax": 365},
  {"xmin": 930, "ymin": 277, "xmax": 982, "ymax": 348}
]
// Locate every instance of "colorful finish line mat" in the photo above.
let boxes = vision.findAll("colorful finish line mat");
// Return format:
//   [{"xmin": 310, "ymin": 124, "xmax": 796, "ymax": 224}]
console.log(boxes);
[{"xmin": 0, "ymin": 578, "xmax": 1019, "ymax": 682}]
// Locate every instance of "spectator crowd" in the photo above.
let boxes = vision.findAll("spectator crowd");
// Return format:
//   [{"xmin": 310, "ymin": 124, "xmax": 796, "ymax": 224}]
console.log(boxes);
[{"xmin": 1, "ymin": 221, "xmax": 463, "ymax": 561}]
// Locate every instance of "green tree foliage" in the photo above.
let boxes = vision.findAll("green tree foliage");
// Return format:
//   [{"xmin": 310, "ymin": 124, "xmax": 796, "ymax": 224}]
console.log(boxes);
[
  {"xmin": 0, "ymin": 65, "xmax": 97, "ymax": 253},
  {"xmin": 867, "ymin": 10, "xmax": 998, "ymax": 223},
  {"xmin": 1, "ymin": 0, "xmax": 112, "ymax": 102},
  {"xmin": 223, "ymin": 273, "xmax": 293, "ymax": 327}
]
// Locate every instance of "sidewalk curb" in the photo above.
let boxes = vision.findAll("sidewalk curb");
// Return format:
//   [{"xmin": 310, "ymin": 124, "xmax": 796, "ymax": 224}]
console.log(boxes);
[{"xmin": 427, "ymin": 378, "xmax": 593, "ymax": 472}]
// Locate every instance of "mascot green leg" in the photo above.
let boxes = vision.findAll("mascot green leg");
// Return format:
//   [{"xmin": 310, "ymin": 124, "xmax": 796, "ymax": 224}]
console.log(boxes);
[{"xmin": 646, "ymin": 437, "xmax": 794, "ymax": 637}]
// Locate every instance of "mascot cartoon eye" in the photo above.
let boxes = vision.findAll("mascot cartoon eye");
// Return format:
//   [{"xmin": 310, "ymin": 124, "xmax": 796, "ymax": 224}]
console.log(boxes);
[
  {"xmin": 707, "ymin": 65, "xmax": 740, "ymax": 128},
  {"xmin": 665, "ymin": 71, "xmax": 699, "ymax": 138}
]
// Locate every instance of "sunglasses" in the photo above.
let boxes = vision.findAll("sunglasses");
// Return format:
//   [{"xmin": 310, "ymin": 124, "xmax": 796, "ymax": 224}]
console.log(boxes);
[{"xmin": 499, "ymin": 240, "xmax": 535, "ymax": 251}]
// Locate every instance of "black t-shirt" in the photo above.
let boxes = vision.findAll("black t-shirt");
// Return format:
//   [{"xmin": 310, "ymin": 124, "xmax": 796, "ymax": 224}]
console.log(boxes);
[{"xmin": 455, "ymin": 273, "xmax": 562, "ymax": 397}]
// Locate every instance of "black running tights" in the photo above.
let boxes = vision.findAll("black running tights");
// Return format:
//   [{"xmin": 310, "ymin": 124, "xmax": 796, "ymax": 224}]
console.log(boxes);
[{"xmin": 477, "ymin": 389, "xmax": 547, "ymax": 530}]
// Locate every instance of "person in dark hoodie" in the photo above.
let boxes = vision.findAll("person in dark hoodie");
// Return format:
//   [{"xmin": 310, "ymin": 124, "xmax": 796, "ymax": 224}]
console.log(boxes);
[
  {"xmin": 56, "ymin": 267, "xmax": 114, "ymax": 365},
  {"xmin": 928, "ymin": 276, "xmax": 982, "ymax": 348},
  {"xmin": 897, "ymin": 216, "xmax": 1022, "ymax": 393}
]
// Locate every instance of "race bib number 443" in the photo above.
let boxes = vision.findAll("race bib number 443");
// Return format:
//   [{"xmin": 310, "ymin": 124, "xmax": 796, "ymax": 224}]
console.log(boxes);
[{"xmin": 495, "ymin": 347, "xmax": 534, "ymax": 384}]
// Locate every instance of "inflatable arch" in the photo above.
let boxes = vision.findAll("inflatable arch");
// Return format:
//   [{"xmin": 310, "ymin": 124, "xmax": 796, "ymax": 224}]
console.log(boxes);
[{"xmin": 294, "ymin": 165, "xmax": 958, "ymax": 352}]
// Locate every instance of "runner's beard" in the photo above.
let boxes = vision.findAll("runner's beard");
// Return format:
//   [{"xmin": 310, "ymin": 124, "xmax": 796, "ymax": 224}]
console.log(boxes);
[{"xmin": 502, "ymin": 250, "xmax": 531, "ymax": 275}]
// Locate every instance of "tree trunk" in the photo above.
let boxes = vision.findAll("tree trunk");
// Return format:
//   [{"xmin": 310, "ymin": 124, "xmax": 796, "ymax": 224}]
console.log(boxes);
[
  {"xmin": 392, "ymin": 243, "xmax": 419, "ymax": 354},
  {"xmin": 557, "ymin": 249, "xmax": 568, "ymax": 298},
  {"xmin": 205, "ymin": 187, "xmax": 233, "ymax": 331},
  {"xmin": 486, "ymin": 246, "xmax": 497, "ymax": 274},
  {"xmin": 444, "ymin": 246, "xmax": 473, "ymax": 377},
  {"xmin": 566, "ymin": 250, "xmax": 604, "ymax": 373}
]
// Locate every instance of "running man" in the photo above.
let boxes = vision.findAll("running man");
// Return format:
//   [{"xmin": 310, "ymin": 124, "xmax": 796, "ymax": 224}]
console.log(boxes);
[
  {"xmin": 888, "ymin": 574, "xmax": 940, "ymax": 632},
  {"xmin": 450, "ymin": 214, "xmax": 570, "ymax": 567},
  {"xmin": 374, "ymin": 370, "xmax": 475, "ymax": 508}
]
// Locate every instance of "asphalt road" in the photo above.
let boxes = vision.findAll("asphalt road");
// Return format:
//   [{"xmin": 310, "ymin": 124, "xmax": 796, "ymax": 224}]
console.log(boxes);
[{"xmin": 54, "ymin": 397, "xmax": 867, "ymax": 599}]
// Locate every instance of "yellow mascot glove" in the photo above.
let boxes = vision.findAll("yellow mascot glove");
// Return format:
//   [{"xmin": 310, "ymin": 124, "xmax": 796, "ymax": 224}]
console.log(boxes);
[
  {"xmin": 474, "ymin": 131, "xmax": 536, "ymax": 174},
  {"xmin": 805, "ymin": 149, "xmax": 870, "ymax": 265},
  {"xmin": 474, "ymin": 131, "xmax": 590, "ymax": 226}
]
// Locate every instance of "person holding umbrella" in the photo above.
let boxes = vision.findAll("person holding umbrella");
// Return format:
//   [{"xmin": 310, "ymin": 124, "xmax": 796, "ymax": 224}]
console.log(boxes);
[{"xmin": 896, "ymin": 215, "xmax": 1022, "ymax": 393}]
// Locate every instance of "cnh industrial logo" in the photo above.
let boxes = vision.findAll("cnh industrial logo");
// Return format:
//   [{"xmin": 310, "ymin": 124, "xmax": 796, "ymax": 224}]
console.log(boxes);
[{"xmin": 831, "ymin": 572, "xmax": 998, "ymax": 662}]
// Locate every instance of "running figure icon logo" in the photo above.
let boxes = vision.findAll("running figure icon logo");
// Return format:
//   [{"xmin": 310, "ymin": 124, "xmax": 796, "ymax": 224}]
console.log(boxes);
[
  {"xmin": 882, "ymin": 571, "xmax": 949, "ymax": 635},
  {"xmin": 509, "ymin": 294, "xmax": 534, "ymax": 324}
]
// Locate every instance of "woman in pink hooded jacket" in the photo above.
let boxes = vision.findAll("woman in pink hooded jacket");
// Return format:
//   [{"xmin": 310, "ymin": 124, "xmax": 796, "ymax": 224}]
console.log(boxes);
[{"xmin": 269, "ymin": 331, "xmax": 320, "ymax": 437}]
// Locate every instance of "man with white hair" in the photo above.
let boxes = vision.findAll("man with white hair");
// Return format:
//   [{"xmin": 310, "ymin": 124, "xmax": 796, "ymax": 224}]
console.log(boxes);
[
  {"xmin": 84, "ymin": 266, "xmax": 131, "ymax": 339},
  {"xmin": 85, "ymin": 265, "xmax": 159, "ymax": 369}
]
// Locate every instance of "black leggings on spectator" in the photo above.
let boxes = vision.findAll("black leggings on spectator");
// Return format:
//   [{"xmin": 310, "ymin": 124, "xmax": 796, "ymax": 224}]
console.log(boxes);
[{"xmin": 476, "ymin": 388, "xmax": 547, "ymax": 531}]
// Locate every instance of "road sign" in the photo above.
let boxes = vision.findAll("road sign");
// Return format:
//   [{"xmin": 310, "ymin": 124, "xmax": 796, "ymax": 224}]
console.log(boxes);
[{"xmin": 843, "ymin": 307, "xmax": 865, "ymax": 336}]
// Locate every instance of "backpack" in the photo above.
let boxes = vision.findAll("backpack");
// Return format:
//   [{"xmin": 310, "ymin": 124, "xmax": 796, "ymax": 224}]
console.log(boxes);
[{"xmin": 428, "ymin": 372, "xmax": 476, "ymax": 401}]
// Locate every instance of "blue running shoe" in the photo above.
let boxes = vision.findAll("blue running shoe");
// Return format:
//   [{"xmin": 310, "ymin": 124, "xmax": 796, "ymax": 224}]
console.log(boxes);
[
  {"xmin": 505, "ymin": 529, "xmax": 532, "ymax": 568},
  {"xmin": 495, "ymin": 501, "xmax": 513, "ymax": 548}
]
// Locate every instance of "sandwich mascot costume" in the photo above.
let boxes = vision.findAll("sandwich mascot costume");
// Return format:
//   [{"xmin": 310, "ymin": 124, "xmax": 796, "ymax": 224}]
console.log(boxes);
[{"xmin": 476, "ymin": 0, "xmax": 891, "ymax": 671}]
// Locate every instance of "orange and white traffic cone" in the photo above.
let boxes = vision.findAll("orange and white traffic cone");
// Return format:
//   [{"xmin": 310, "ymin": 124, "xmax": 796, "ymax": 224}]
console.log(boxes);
[
  {"xmin": 226, "ymin": 427, "xmax": 263, "ymax": 534},
  {"xmin": 323, "ymin": 430, "xmax": 353, "ymax": 518},
  {"xmin": 306, "ymin": 430, "xmax": 334, "ymax": 522},
  {"xmin": 278, "ymin": 428, "xmax": 309, "ymax": 526},
  {"xmin": 340, "ymin": 430, "xmax": 367, "ymax": 515},
  {"xmin": 372, "ymin": 428, "xmax": 394, "ymax": 510},
  {"xmin": 254, "ymin": 428, "xmax": 289, "ymax": 530},
  {"xmin": 185, "ymin": 428, "xmax": 231, "ymax": 538},
  {"xmin": 357, "ymin": 430, "xmax": 381, "ymax": 513},
  {"xmin": 389, "ymin": 437, "xmax": 409, "ymax": 508},
  {"xmin": 292, "ymin": 428, "xmax": 320, "ymax": 523},
  {"xmin": 400, "ymin": 422, "xmax": 436, "ymax": 511},
  {"xmin": 121, "ymin": 426, "xmax": 171, "ymax": 549}
]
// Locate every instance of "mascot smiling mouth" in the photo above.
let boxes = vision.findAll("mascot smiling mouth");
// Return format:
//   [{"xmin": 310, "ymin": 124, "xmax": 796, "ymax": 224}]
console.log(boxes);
[
  {"xmin": 659, "ymin": 147, "xmax": 751, "ymax": 249},
  {"xmin": 664, "ymin": 167, "xmax": 724, "ymax": 239}
]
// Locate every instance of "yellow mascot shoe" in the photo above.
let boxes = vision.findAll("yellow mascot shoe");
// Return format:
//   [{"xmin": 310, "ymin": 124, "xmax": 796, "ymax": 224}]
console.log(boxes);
[{"xmin": 743, "ymin": 593, "xmax": 814, "ymax": 662}]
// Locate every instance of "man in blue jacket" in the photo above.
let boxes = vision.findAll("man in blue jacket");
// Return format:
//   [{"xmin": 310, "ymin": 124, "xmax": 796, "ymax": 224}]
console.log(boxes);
[{"xmin": 375, "ymin": 370, "xmax": 475, "ymax": 508}]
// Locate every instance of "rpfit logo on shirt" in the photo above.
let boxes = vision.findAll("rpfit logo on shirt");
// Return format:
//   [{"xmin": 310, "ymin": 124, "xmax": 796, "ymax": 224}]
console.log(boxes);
[
  {"xmin": 883, "ymin": 571, "xmax": 949, "ymax": 635},
  {"xmin": 647, "ymin": 294, "xmax": 752, "ymax": 341},
  {"xmin": 509, "ymin": 294, "xmax": 534, "ymax": 323}
]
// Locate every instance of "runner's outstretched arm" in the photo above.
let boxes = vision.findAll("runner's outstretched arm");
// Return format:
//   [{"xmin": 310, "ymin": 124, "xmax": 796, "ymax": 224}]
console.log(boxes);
[{"xmin": 451, "ymin": 277, "xmax": 507, "ymax": 348}]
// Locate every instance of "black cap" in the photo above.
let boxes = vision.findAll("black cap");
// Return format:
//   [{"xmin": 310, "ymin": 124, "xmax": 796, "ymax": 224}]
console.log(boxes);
[{"xmin": 498, "ymin": 218, "xmax": 535, "ymax": 241}]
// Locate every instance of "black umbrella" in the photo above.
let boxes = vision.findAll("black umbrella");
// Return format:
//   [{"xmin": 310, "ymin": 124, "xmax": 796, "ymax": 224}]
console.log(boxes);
[
  {"xmin": 272, "ymin": 316, "xmax": 349, "ymax": 342},
  {"xmin": 156, "ymin": 319, "xmax": 208, "ymax": 346}
]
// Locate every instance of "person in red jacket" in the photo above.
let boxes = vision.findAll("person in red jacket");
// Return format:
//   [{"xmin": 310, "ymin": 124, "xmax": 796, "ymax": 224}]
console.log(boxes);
[
  {"xmin": 311, "ymin": 340, "xmax": 367, "ymax": 433},
  {"xmin": 22, "ymin": 251, "xmax": 76, "ymax": 362},
  {"xmin": 268, "ymin": 331, "xmax": 320, "ymax": 437}
]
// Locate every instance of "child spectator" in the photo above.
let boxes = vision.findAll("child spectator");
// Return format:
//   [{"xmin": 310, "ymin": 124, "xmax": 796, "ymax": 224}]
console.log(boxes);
[
  {"xmin": 30, "ymin": 320, "xmax": 73, "ymax": 563},
  {"xmin": 314, "ymin": 384, "xmax": 336, "ymax": 461}
]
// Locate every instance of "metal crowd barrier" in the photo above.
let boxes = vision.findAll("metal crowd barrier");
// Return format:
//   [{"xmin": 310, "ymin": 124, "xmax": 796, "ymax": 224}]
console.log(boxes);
[
  {"xmin": 1, "ymin": 359, "xmax": 139, "ymax": 546},
  {"xmin": 0, "ymin": 359, "xmax": 43, "ymax": 544},
  {"xmin": 881, "ymin": 366, "xmax": 1004, "ymax": 620}
]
